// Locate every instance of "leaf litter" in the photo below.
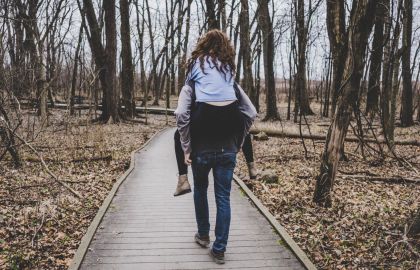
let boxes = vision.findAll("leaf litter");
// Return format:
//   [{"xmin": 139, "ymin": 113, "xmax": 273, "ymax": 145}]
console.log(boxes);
[{"xmin": 0, "ymin": 109, "xmax": 170, "ymax": 269}]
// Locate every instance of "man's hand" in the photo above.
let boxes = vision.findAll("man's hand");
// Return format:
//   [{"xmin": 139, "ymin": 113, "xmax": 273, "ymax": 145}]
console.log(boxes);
[{"xmin": 184, "ymin": 153, "xmax": 192, "ymax": 165}]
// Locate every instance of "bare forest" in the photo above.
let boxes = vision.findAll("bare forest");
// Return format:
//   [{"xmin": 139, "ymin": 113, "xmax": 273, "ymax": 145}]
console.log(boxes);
[{"xmin": 0, "ymin": 0, "xmax": 419, "ymax": 269}]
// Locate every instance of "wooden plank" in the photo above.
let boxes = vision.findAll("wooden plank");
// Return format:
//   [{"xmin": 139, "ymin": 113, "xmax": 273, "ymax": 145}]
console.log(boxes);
[
  {"xmin": 81, "ymin": 262, "xmax": 299, "ymax": 270},
  {"xmin": 82, "ymin": 252, "xmax": 295, "ymax": 264},
  {"xmin": 88, "ymin": 245, "xmax": 288, "ymax": 256},
  {"xmin": 88, "ymin": 239, "xmax": 291, "ymax": 249}
]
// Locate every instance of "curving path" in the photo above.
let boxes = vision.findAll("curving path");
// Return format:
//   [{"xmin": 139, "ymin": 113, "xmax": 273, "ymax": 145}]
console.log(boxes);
[{"xmin": 78, "ymin": 128, "xmax": 305, "ymax": 270}]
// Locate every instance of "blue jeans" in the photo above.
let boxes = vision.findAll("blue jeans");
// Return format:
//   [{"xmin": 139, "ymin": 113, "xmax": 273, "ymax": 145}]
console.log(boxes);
[{"xmin": 191, "ymin": 151, "xmax": 237, "ymax": 253}]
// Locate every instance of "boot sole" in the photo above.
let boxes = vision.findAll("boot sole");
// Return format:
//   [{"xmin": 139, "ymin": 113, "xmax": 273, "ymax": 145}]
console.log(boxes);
[{"xmin": 173, "ymin": 188, "xmax": 192, "ymax": 197}]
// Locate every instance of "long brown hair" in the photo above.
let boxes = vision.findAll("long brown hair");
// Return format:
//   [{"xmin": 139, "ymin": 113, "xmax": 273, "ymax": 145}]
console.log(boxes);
[{"xmin": 186, "ymin": 29, "xmax": 236, "ymax": 80}]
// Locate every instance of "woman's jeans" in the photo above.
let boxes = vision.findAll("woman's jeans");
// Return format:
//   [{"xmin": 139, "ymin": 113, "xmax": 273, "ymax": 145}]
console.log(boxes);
[{"xmin": 191, "ymin": 151, "xmax": 237, "ymax": 253}]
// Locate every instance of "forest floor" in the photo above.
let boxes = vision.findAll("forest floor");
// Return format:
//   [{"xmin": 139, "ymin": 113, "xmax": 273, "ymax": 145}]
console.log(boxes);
[
  {"xmin": 235, "ymin": 110, "xmax": 420, "ymax": 269},
  {"xmin": 0, "ymin": 108, "xmax": 172, "ymax": 269}
]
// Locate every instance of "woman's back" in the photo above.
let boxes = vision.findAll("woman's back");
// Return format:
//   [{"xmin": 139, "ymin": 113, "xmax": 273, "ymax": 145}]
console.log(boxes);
[{"xmin": 187, "ymin": 57, "xmax": 237, "ymax": 103}]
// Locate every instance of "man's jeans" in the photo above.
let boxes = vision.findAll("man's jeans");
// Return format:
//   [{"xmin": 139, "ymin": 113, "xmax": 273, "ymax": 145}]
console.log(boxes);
[{"xmin": 191, "ymin": 151, "xmax": 237, "ymax": 253}]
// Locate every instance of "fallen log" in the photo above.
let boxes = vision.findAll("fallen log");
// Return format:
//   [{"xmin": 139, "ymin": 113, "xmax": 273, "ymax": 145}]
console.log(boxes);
[
  {"xmin": 250, "ymin": 128, "xmax": 420, "ymax": 147},
  {"xmin": 43, "ymin": 103, "xmax": 175, "ymax": 115},
  {"xmin": 24, "ymin": 155, "xmax": 112, "ymax": 163},
  {"xmin": 338, "ymin": 174, "xmax": 420, "ymax": 184}
]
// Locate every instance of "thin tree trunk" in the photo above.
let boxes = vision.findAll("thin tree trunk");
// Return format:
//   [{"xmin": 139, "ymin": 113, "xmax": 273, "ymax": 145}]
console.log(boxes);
[
  {"xmin": 257, "ymin": 0, "xmax": 279, "ymax": 120},
  {"xmin": 70, "ymin": 19, "xmax": 84, "ymax": 116},
  {"xmin": 293, "ymin": 0, "xmax": 314, "ymax": 116},
  {"xmin": 400, "ymin": 0, "xmax": 414, "ymax": 126},
  {"xmin": 240, "ymin": 0, "xmax": 256, "ymax": 106},
  {"xmin": 408, "ymin": 208, "xmax": 420, "ymax": 237}
]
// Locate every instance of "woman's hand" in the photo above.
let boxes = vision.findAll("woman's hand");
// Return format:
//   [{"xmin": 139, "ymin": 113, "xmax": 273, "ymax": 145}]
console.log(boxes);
[{"xmin": 184, "ymin": 153, "xmax": 192, "ymax": 165}]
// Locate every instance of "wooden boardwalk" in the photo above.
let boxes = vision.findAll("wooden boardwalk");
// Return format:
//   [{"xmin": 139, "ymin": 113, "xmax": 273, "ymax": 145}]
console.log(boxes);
[{"xmin": 78, "ymin": 128, "xmax": 305, "ymax": 270}]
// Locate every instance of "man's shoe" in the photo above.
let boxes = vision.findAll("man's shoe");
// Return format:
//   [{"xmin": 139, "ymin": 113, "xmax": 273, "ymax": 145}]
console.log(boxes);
[
  {"xmin": 247, "ymin": 162, "xmax": 257, "ymax": 179},
  {"xmin": 194, "ymin": 233, "xmax": 210, "ymax": 248},
  {"xmin": 209, "ymin": 249, "xmax": 225, "ymax": 264},
  {"xmin": 174, "ymin": 174, "xmax": 191, "ymax": 196}
]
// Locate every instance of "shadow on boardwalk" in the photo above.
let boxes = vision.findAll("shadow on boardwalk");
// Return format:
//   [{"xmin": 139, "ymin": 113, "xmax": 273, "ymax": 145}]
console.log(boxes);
[{"xmin": 76, "ymin": 128, "xmax": 304, "ymax": 270}]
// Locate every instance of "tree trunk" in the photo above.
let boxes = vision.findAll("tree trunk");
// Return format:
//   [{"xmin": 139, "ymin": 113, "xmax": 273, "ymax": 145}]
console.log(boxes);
[
  {"xmin": 103, "ymin": 0, "xmax": 119, "ymax": 122},
  {"xmin": 205, "ymin": 0, "xmax": 219, "ymax": 30},
  {"xmin": 365, "ymin": 0, "xmax": 386, "ymax": 116},
  {"xmin": 70, "ymin": 19, "xmax": 84, "ymax": 116},
  {"xmin": 257, "ymin": 0, "xmax": 279, "ymax": 120},
  {"xmin": 314, "ymin": 0, "xmax": 377, "ymax": 207},
  {"xmin": 239, "ymin": 0, "xmax": 256, "ymax": 106},
  {"xmin": 382, "ymin": 0, "xmax": 401, "ymax": 147},
  {"xmin": 120, "ymin": 0, "xmax": 135, "ymax": 118},
  {"xmin": 293, "ymin": 0, "xmax": 314, "ymax": 116},
  {"xmin": 177, "ymin": 0, "xmax": 192, "ymax": 93},
  {"xmin": 134, "ymin": 0, "xmax": 148, "ymax": 102},
  {"xmin": 81, "ymin": 0, "xmax": 120, "ymax": 122},
  {"xmin": 326, "ymin": 0, "xmax": 346, "ymax": 115},
  {"xmin": 408, "ymin": 208, "xmax": 420, "ymax": 237},
  {"xmin": 400, "ymin": 0, "xmax": 414, "ymax": 127},
  {"xmin": 218, "ymin": 0, "xmax": 227, "ymax": 31},
  {"xmin": 389, "ymin": 56, "xmax": 400, "ymax": 146},
  {"xmin": 0, "ymin": 106, "xmax": 21, "ymax": 168}
]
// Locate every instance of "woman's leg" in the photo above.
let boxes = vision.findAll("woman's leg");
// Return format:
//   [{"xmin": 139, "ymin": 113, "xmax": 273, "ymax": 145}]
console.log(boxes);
[
  {"xmin": 174, "ymin": 130, "xmax": 191, "ymax": 196},
  {"xmin": 241, "ymin": 134, "xmax": 254, "ymax": 163},
  {"xmin": 242, "ymin": 134, "xmax": 257, "ymax": 179},
  {"xmin": 174, "ymin": 130, "xmax": 188, "ymax": 175}
]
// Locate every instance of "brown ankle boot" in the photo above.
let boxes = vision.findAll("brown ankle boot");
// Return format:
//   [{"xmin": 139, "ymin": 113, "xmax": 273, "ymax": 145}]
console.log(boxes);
[
  {"xmin": 247, "ymin": 162, "xmax": 257, "ymax": 179},
  {"xmin": 174, "ymin": 174, "xmax": 191, "ymax": 196}
]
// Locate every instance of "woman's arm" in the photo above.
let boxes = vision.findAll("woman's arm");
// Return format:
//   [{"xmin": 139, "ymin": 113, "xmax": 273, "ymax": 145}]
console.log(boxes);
[{"xmin": 174, "ymin": 84, "xmax": 194, "ymax": 155}]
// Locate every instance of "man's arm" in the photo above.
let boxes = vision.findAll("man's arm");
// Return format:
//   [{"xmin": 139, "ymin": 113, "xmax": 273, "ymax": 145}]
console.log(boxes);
[
  {"xmin": 236, "ymin": 84, "xmax": 257, "ymax": 134},
  {"xmin": 174, "ymin": 84, "xmax": 194, "ymax": 155}
]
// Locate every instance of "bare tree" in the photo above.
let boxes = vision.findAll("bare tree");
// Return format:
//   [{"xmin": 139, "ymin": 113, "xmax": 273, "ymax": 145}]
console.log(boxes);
[
  {"xmin": 80, "ymin": 0, "xmax": 120, "ymax": 122},
  {"xmin": 257, "ymin": 0, "xmax": 280, "ymax": 120},
  {"xmin": 120, "ymin": 0, "xmax": 135, "ymax": 118},
  {"xmin": 400, "ymin": 0, "xmax": 414, "ymax": 126},
  {"xmin": 239, "ymin": 0, "xmax": 256, "ymax": 106},
  {"xmin": 365, "ymin": 0, "xmax": 387, "ymax": 116},
  {"xmin": 313, "ymin": 0, "xmax": 377, "ymax": 207},
  {"xmin": 16, "ymin": 0, "xmax": 67, "ymax": 126},
  {"xmin": 70, "ymin": 16, "xmax": 84, "ymax": 116},
  {"xmin": 325, "ymin": 0, "xmax": 346, "ymax": 115},
  {"xmin": 293, "ymin": 0, "xmax": 315, "ymax": 119},
  {"xmin": 205, "ymin": 0, "xmax": 220, "ymax": 29},
  {"xmin": 408, "ymin": 208, "xmax": 420, "ymax": 237}
]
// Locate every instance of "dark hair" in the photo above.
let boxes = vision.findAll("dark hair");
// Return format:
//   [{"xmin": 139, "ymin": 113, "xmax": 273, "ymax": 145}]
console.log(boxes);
[{"xmin": 186, "ymin": 29, "xmax": 236, "ymax": 80}]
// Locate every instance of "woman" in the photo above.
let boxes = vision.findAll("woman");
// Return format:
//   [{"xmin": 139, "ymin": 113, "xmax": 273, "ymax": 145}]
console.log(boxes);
[{"xmin": 175, "ymin": 29, "xmax": 257, "ymax": 264}]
